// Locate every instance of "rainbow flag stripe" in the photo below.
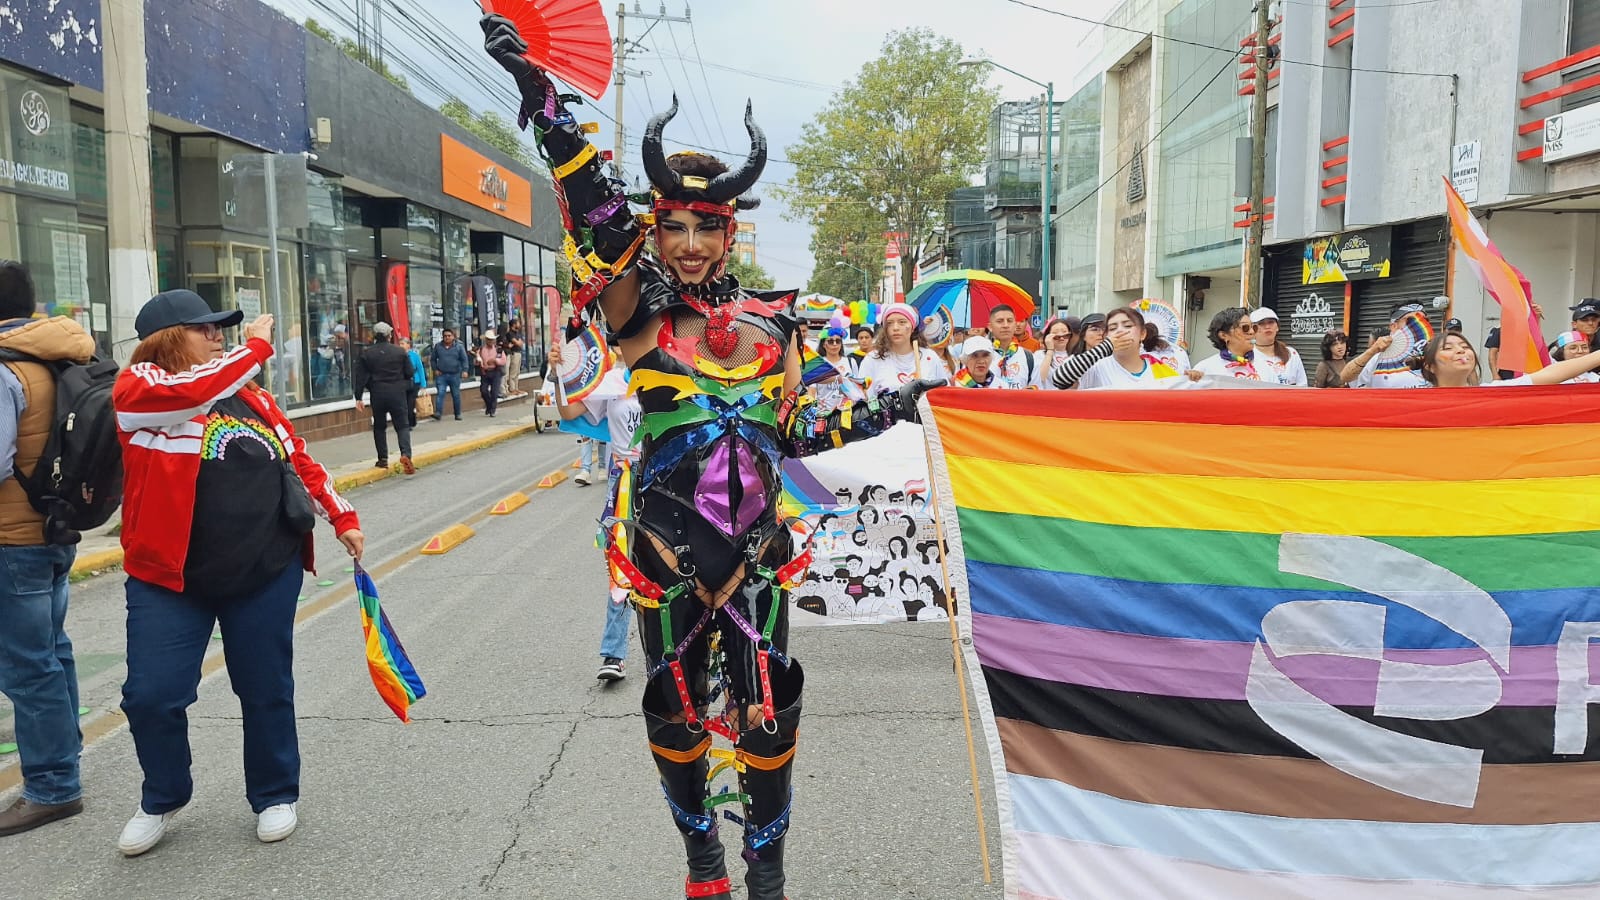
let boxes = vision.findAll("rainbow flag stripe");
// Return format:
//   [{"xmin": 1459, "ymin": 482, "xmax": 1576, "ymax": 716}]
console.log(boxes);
[
  {"xmin": 355, "ymin": 566, "xmax": 426, "ymax": 723},
  {"xmin": 923, "ymin": 386, "xmax": 1600, "ymax": 899}
]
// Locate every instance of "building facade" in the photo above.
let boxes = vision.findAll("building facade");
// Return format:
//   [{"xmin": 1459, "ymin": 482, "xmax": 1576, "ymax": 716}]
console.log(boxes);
[
  {"xmin": 1, "ymin": 0, "xmax": 562, "ymax": 432},
  {"xmin": 1265, "ymin": 0, "xmax": 1600, "ymax": 363}
]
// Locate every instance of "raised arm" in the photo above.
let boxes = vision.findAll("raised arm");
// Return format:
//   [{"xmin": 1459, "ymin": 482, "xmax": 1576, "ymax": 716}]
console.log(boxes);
[
  {"xmin": 482, "ymin": 15, "xmax": 644, "ymax": 331},
  {"xmin": 1524, "ymin": 348, "xmax": 1600, "ymax": 385},
  {"xmin": 1050, "ymin": 341, "xmax": 1112, "ymax": 389}
]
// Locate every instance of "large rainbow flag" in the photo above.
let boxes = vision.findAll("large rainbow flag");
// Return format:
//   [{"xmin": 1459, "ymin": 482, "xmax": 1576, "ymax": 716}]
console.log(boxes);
[{"xmin": 922, "ymin": 386, "xmax": 1600, "ymax": 899}]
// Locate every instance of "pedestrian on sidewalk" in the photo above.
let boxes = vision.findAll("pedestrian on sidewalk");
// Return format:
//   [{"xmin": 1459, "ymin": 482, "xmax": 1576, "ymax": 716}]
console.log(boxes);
[
  {"xmin": 352, "ymin": 322, "xmax": 416, "ymax": 474},
  {"xmin": 0, "ymin": 261, "xmax": 95, "ymax": 838},
  {"xmin": 401, "ymin": 338, "xmax": 426, "ymax": 426},
  {"xmin": 429, "ymin": 329, "xmax": 468, "ymax": 420},
  {"xmin": 476, "ymin": 331, "xmax": 507, "ymax": 417},
  {"xmin": 501, "ymin": 320, "xmax": 525, "ymax": 398},
  {"xmin": 111, "ymin": 294, "xmax": 365, "ymax": 857}
]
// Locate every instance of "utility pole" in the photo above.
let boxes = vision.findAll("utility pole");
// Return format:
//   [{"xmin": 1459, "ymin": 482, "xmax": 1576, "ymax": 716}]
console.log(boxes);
[
  {"xmin": 614, "ymin": 3, "xmax": 627, "ymax": 173},
  {"xmin": 1245, "ymin": 0, "xmax": 1271, "ymax": 309},
  {"xmin": 102, "ymin": 0, "xmax": 157, "ymax": 361},
  {"xmin": 614, "ymin": 3, "xmax": 687, "ymax": 180}
]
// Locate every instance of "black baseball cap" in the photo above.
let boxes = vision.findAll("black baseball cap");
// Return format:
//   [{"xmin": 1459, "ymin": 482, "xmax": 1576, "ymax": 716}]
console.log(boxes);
[
  {"xmin": 1570, "ymin": 299, "xmax": 1600, "ymax": 320},
  {"xmin": 135, "ymin": 289, "xmax": 244, "ymax": 339},
  {"xmin": 1445, "ymin": 317, "xmax": 1463, "ymax": 332}
]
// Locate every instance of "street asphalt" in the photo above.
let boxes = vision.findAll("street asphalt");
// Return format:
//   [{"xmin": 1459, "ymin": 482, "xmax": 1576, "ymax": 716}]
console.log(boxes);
[{"xmin": 1, "ymin": 430, "xmax": 1004, "ymax": 899}]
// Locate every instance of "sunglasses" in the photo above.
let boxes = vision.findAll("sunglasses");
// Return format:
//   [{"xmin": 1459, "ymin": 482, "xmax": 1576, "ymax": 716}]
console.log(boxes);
[{"xmin": 1237, "ymin": 323, "xmax": 1258, "ymax": 333}]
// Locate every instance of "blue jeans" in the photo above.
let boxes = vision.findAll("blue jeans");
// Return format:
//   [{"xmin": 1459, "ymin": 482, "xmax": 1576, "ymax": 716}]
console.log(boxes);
[
  {"xmin": 599, "ymin": 469, "xmax": 630, "ymax": 660},
  {"xmin": 0, "ymin": 543, "xmax": 81, "ymax": 805},
  {"xmin": 581, "ymin": 439, "xmax": 608, "ymax": 471},
  {"xmin": 121, "ymin": 558, "xmax": 302, "ymax": 815},
  {"xmin": 434, "ymin": 373, "xmax": 462, "ymax": 417}
]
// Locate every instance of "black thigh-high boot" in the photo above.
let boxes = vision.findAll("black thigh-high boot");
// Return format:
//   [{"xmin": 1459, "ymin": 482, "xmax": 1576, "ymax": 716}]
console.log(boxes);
[
  {"xmin": 735, "ymin": 661, "xmax": 803, "ymax": 900},
  {"xmin": 646, "ymin": 689, "xmax": 732, "ymax": 899}
]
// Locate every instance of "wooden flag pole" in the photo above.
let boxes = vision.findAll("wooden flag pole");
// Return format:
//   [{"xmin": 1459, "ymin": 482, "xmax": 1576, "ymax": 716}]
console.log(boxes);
[{"xmin": 920, "ymin": 411, "xmax": 993, "ymax": 884}]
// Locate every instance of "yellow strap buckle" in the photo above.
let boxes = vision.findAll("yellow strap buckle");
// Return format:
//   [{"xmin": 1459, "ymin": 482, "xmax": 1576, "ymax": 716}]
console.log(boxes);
[{"xmin": 552, "ymin": 143, "xmax": 598, "ymax": 179}]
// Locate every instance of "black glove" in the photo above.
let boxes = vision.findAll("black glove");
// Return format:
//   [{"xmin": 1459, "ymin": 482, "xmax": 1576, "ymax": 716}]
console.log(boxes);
[
  {"xmin": 891, "ymin": 377, "xmax": 947, "ymax": 423},
  {"xmin": 481, "ymin": 15, "xmax": 537, "ymax": 81}
]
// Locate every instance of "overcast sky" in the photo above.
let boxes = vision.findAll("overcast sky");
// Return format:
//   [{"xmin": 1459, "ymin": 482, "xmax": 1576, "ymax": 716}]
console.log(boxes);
[{"xmin": 267, "ymin": 0, "xmax": 1117, "ymax": 288}]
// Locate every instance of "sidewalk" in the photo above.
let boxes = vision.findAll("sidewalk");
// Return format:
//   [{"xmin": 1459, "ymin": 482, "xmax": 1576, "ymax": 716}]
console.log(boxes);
[{"xmin": 70, "ymin": 397, "xmax": 559, "ymax": 577}]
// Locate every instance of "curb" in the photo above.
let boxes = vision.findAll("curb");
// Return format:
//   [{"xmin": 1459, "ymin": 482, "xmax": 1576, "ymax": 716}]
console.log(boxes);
[{"xmin": 68, "ymin": 422, "xmax": 542, "ymax": 578}]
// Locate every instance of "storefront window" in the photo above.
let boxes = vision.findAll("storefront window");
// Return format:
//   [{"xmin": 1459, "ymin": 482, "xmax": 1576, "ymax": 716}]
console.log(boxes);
[
  {"xmin": 183, "ymin": 233, "xmax": 305, "ymax": 402},
  {"xmin": 306, "ymin": 246, "xmax": 351, "ymax": 403}
]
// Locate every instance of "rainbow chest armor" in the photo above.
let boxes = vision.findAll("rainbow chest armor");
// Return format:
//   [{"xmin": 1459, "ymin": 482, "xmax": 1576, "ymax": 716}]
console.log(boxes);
[{"xmin": 630, "ymin": 271, "xmax": 798, "ymax": 540}]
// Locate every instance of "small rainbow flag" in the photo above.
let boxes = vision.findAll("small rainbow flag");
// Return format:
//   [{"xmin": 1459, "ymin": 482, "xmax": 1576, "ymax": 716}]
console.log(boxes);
[
  {"xmin": 924, "ymin": 386, "xmax": 1600, "ymax": 899},
  {"xmin": 355, "ymin": 565, "xmax": 426, "ymax": 723}
]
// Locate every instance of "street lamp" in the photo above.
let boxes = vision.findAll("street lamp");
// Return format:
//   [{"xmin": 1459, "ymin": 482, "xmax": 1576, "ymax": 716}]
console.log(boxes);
[
  {"xmin": 835, "ymin": 260, "xmax": 871, "ymax": 305},
  {"xmin": 959, "ymin": 56, "xmax": 1053, "ymax": 317}
]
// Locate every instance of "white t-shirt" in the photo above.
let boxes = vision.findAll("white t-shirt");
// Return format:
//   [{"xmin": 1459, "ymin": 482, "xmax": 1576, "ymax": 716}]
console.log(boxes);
[
  {"xmin": 580, "ymin": 369, "xmax": 642, "ymax": 463},
  {"xmin": 857, "ymin": 348, "xmax": 952, "ymax": 396},
  {"xmin": 1076, "ymin": 355, "xmax": 1178, "ymax": 390},
  {"xmin": 1353, "ymin": 355, "xmax": 1429, "ymax": 389},
  {"xmin": 1147, "ymin": 343, "xmax": 1192, "ymax": 374},
  {"xmin": 1254, "ymin": 345, "xmax": 1308, "ymax": 386},
  {"xmin": 992, "ymin": 342, "xmax": 1034, "ymax": 390},
  {"xmin": 1032, "ymin": 350, "xmax": 1072, "ymax": 389},
  {"xmin": 1192, "ymin": 353, "xmax": 1263, "ymax": 381}
]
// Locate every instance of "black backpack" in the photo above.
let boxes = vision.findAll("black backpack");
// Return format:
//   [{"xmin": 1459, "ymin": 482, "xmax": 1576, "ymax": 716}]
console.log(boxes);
[{"xmin": 0, "ymin": 349, "xmax": 123, "ymax": 544}]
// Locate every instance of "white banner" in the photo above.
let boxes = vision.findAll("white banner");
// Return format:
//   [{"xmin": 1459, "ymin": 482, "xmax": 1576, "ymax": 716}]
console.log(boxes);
[{"xmin": 782, "ymin": 423, "xmax": 951, "ymax": 626}]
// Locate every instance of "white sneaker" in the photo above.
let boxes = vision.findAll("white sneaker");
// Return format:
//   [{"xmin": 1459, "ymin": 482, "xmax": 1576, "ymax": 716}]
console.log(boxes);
[
  {"xmin": 118, "ymin": 807, "xmax": 179, "ymax": 857},
  {"xmin": 574, "ymin": 468, "xmax": 592, "ymax": 486},
  {"xmin": 256, "ymin": 803, "xmax": 298, "ymax": 843}
]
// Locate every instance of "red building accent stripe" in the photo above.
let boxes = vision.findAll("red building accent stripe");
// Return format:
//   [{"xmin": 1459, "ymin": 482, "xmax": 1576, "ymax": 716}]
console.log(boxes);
[
  {"xmin": 1517, "ymin": 146, "xmax": 1545, "ymax": 162},
  {"xmin": 1328, "ymin": 28, "xmax": 1355, "ymax": 47},
  {"xmin": 1521, "ymin": 71, "xmax": 1600, "ymax": 109},
  {"xmin": 1321, "ymin": 195, "xmax": 1347, "ymax": 207},
  {"xmin": 1322, "ymin": 154, "xmax": 1349, "ymax": 170},
  {"xmin": 1322, "ymin": 135, "xmax": 1350, "ymax": 151},
  {"xmin": 1322, "ymin": 174, "xmax": 1349, "ymax": 189},
  {"xmin": 1328, "ymin": 9, "xmax": 1355, "ymax": 28},
  {"xmin": 1522, "ymin": 45, "xmax": 1600, "ymax": 83}
]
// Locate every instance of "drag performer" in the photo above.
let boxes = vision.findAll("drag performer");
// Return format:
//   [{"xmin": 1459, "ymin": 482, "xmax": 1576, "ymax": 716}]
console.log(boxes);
[{"xmin": 482, "ymin": 16, "xmax": 942, "ymax": 899}]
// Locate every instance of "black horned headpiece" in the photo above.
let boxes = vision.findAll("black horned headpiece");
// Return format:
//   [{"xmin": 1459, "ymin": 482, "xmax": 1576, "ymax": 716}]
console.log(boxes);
[{"xmin": 641, "ymin": 94, "xmax": 766, "ymax": 217}]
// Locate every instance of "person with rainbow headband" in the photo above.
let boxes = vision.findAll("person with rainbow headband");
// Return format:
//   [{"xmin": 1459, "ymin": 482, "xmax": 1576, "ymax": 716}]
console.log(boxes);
[{"xmin": 482, "ymin": 16, "xmax": 943, "ymax": 899}]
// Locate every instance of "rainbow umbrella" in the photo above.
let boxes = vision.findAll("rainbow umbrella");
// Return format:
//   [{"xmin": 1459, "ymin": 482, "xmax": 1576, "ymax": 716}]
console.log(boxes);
[
  {"xmin": 906, "ymin": 269, "xmax": 1036, "ymax": 329},
  {"xmin": 355, "ymin": 564, "xmax": 426, "ymax": 723}
]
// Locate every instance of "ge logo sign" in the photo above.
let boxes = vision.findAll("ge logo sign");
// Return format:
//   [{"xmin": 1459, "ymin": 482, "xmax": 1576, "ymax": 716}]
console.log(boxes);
[{"xmin": 19, "ymin": 90, "xmax": 50, "ymax": 136}]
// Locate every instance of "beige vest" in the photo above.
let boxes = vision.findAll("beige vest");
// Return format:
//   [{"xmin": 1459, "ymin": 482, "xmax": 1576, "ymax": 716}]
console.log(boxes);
[{"xmin": 0, "ymin": 358, "xmax": 52, "ymax": 545}]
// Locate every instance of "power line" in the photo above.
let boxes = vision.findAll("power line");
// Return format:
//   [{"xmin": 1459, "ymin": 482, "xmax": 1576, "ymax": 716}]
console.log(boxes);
[
  {"xmin": 667, "ymin": 19, "xmax": 725, "ymax": 147},
  {"xmin": 685, "ymin": 15, "xmax": 734, "ymax": 146},
  {"xmin": 1001, "ymin": 0, "xmax": 1456, "ymax": 79}
]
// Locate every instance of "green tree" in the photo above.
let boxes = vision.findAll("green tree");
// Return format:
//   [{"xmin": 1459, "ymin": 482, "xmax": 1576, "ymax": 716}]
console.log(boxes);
[
  {"xmin": 803, "ymin": 200, "xmax": 887, "ymax": 301},
  {"xmin": 304, "ymin": 18, "xmax": 411, "ymax": 94},
  {"xmin": 440, "ymin": 97, "xmax": 536, "ymax": 168},
  {"xmin": 779, "ymin": 29, "xmax": 997, "ymax": 294},
  {"xmin": 724, "ymin": 257, "xmax": 775, "ymax": 290}
]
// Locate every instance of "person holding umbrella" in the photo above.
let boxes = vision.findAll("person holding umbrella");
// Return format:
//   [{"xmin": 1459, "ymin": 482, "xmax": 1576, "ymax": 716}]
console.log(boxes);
[{"xmin": 111, "ymin": 291, "xmax": 363, "ymax": 856}]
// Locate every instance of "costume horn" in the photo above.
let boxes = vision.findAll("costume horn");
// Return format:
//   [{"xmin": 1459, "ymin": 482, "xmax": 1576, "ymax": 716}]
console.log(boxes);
[
  {"xmin": 642, "ymin": 94, "xmax": 683, "ymax": 195},
  {"xmin": 707, "ymin": 100, "xmax": 767, "ymax": 204}
]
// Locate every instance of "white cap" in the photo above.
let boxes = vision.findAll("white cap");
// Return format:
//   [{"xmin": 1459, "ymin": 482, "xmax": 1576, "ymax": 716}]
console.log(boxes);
[
  {"xmin": 372, "ymin": 321, "xmax": 394, "ymax": 336},
  {"xmin": 960, "ymin": 335, "xmax": 995, "ymax": 359},
  {"xmin": 1249, "ymin": 307, "xmax": 1279, "ymax": 323}
]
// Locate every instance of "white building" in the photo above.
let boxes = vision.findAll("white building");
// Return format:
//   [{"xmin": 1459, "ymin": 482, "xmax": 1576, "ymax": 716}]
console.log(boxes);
[{"xmin": 1056, "ymin": 0, "xmax": 1600, "ymax": 363}]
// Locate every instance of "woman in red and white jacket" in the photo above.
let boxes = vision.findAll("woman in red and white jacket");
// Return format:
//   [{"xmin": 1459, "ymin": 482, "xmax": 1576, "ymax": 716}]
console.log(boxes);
[{"xmin": 110, "ymin": 289, "xmax": 364, "ymax": 857}]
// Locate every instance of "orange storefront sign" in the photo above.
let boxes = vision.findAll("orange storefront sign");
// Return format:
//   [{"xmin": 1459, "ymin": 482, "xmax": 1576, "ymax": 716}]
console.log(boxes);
[{"xmin": 440, "ymin": 134, "xmax": 532, "ymax": 227}]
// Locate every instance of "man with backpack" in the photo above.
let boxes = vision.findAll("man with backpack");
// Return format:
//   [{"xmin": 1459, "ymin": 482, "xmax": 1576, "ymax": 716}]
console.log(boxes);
[{"xmin": 0, "ymin": 260, "xmax": 97, "ymax": 837}]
